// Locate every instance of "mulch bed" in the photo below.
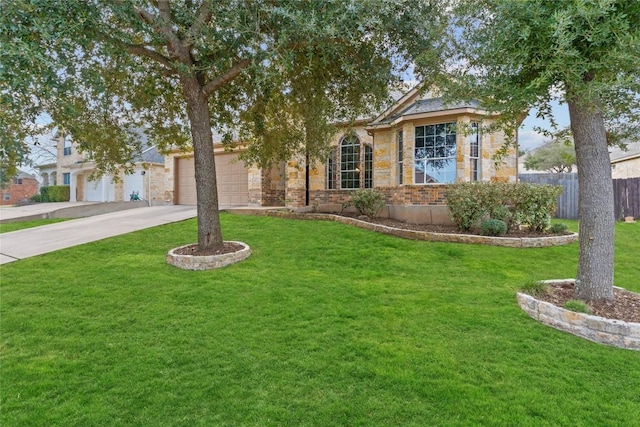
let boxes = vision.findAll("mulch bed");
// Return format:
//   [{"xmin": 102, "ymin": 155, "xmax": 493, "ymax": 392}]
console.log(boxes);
[
  {"xmin": 173, "ymin": 242, "xmax": 245, "ymax": 257},
  {"xmin": 335, "ymin": 213, "xmax": 568, "ymax": 238},
  {"xmin": 533, "ymin": 282, "xmax": 640, "ymax": 324}
]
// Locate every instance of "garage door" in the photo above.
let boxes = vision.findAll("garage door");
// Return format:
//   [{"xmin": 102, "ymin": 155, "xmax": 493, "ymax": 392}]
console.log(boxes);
[{"xmin": 175, "ymin": 154, "xmax": 249, "ymax": 206}]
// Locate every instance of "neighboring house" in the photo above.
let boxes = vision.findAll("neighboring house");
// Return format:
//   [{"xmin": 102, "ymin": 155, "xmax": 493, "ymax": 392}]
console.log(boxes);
[
  {"xmin": 610, "ymin": 141, "xmax": 640, "ymax": 179},
  {"xmin": 1, "ymin": 170, "xmax": 39, "ymax": 205},
  {"xmin": 37, "ymin": 132, "xmax": 166, "ymax": 204},
  {"xmin": 165, "ymin": 87, "xmax": 517, "ymax": 224}
]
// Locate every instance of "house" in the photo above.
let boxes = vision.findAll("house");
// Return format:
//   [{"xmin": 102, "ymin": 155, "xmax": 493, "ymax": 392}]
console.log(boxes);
[
  {"xmin": 164, "ymin": 87, "xmax": 517, "ymax": 224},
  {"xmin": 610, "ymin": 142, "xmax": 640, "ymax": 179},
  {"xmin": 1, "ymin": 170, "xmax": 39, "ymax": 205},
  {"xmin": 37, "ymin": 132, "xmax": 166, "ymax": 204}
]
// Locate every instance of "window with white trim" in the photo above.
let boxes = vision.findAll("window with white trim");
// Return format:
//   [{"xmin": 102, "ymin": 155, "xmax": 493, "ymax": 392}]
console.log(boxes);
[
  {"xmin": 414, "ymin": 122, "xmax": 457, "ymax": 184},
  {"xmin": 335, "ymin": 134, "xmax": 373, "ymax": 190},
  {"xmin": 63, "ymin": 136, "xmax": 72, "ymax": 156},
  {"xmin": 63, "ymin": 172, "xmax": 70, "ymax": 186},
  {"xmin": 326, "ymin": 148, "xmax": 337, "ymax": 189},
  {"xmin": 470, "ymin": 122, "xmax": 480, "ymax": 181}
]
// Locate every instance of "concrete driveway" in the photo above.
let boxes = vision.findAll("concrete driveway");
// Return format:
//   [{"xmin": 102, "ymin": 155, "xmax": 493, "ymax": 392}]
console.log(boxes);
[{"xmin": 0, "ymin": 205, "xmax": 197, "ymax": 265}]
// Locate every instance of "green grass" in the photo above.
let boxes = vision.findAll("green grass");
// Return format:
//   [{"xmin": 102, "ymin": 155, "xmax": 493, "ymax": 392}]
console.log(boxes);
[
  {"xmin": 0, "ymin": 218, "xmax": 69, "ymax": 233},
  {"xmin": 1, "ymin": 214, "xmax": 639, "ymax": 426}
]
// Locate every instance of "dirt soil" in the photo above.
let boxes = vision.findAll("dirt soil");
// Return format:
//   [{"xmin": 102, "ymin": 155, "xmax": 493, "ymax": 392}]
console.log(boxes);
[
  {"xmin": 173, "ymin": 241, "xmax": 245, "ymax": 257},
  {"xmin": 533, "ymin": 282, "xmax": 640, "ymax": 323}
]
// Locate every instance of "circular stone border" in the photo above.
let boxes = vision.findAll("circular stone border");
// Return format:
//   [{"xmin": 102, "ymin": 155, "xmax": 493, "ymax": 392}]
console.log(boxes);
[
  {"xmin": 166, "ymin": 241, "xmax": 251, "ymax": 270},
  {"xmin": 517, "ymin": 279, "xmax": 640, "ymax": 351},
  {"xmin": 258, "ymin": 211, "xmax": 578, "ymax": 248}
]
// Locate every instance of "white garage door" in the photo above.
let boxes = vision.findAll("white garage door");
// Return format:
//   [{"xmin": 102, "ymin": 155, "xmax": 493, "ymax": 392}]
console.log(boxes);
[
  {"xmin": 85, "ymin": 176, "xmax": 103, "ymax": 201},
  {"xmin": 175, "ymin": 154, "xmax": 249, "ymax": 206},
  {"xmin": 123, "ymin": 171, "xmax": 144, "ymax": 200}
]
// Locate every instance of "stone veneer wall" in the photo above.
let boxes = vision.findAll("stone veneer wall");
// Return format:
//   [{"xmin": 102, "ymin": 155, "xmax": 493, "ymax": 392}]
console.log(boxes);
[{"xmin": 517, "ymin": 280, "xmax": 640, "ymax": 351}]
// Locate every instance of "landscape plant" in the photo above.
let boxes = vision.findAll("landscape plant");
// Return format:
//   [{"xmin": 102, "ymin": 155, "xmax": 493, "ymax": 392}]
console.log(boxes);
[
  {"xmin": 480, "ymin": 218, "xmax": 507, "ymax": 236},
  {"xmin": 351, "ymin": 189, "xmax": 386, "ymax": 218}
]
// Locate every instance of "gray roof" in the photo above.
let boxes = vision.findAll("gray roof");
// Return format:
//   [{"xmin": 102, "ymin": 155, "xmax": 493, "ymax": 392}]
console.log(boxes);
[
  {"xmin": 610, "ymin": 141, "xmax": 640, "ymax": 162},
  {"xmin": 377, "ymin": 97, "xmax": 482, "ymax": 124},
  {"xmin": 15, "ymin": 169, "xmax": 36, "ymax": 179},
  {"xmin": 135, "ymin": 144, "xmax": 164, "ymax": 164}
]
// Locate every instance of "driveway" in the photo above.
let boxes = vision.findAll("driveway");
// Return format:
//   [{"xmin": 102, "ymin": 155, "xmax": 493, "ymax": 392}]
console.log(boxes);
[{"xmin": 0, "ymin": 205, "xmax": 197, "ymax": 265}]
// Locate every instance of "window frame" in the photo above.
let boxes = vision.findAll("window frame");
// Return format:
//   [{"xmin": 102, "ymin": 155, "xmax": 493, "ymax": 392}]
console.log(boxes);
[
  {"xmin": 414, "ymin": 122, "xmax": 458, "ymax": 185},
  {"xmin": 63, "ymin": 136, "xmax": 72, "ymax": 156},
  {"xmin": 397, "ymin": 130, "xmax": 404, "ymax": 185},
  {"xmin": 63, "ymin": 172, "xmax": 71, "ymax": 186},
  {"xmin": 469, "ymin": 122, "xmax": 481, "ymax": 181}
]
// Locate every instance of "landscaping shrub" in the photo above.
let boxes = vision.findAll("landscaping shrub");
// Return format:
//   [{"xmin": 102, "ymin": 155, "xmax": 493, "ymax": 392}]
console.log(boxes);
[
  {"xmin": 510, "ymin": 183, "xmax": 563, "ymax": 232},
  {"xmin": 480, "ymin": 218, "xmax": 507, "ymax": 236},
  {"xmin": 548, "ymin": 222, "xmax": 568, "ymax": 235},
  {"xmin": 443, "ymin": 183, "xmax": 487, "ymax": 231},
  {"xmin": 46, "ymin": 185, "xmax": 70, "ymax": 202},
  {"xmin": 445, "ymin": 182, "xmax": 563, "ymax": 232},
  {"xmin": 39, "ymin": 186, "xmax": 50, "ymax": 202},
  {"xmin": 351, "ymin": 189, "xmax": 385, "ymax": 218},
  {"xmin": 30, "ymin": 194, "xmax": 44, "ymax": 203},
  {"xmin": 520, "ymin": 281, "xmax": 549, "ymax": 298},
  {"xmin": 564, "ymin": 300, "xmax": 591, "ymax": 314}
]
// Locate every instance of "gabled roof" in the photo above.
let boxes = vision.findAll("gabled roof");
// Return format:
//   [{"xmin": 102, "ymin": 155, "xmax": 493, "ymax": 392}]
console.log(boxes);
[
  {"xmin": 367, "ymin": 84, "xmax": 488, "ymax": 129},
  {"xmin": 15, "ymin": 170, "xmax": 36, "ymax": 180},
  {"xmin": 610, "ymin": 141, "xmax": 640, "ymax": 163}
]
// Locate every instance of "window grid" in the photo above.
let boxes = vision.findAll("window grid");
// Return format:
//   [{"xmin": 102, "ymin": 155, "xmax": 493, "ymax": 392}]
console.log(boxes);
[
  {"xmin": 326, "ymin": 148, "xmax": 337, "ymax": 189},
  {"xmin": 414, "ymin": 122, "xmax": 457, "ymax": 184},
  {"xmin": 63, "ymin": 172, "xmax": 71, "ymax": 186},
  {"xmin": 364, "ymin": 145, "xmax": 373, "ymax": 189},
  {"xmin": 63, "ymin": 136, "xmax": 72, "ymax": 156},
  {"xmin": 340, "ymin": 135, "xmax": 361, "ymax": 189}
]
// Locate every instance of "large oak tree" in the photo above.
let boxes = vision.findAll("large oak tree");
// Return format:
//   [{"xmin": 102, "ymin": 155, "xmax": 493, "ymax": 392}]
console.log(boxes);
[
  {"xmin": 1, "ymin": 0, "xmax": 442, "ymax": 251},
  {"xmin": 429, "ymin": 0, "xmax": 640, "ymax": 301}
]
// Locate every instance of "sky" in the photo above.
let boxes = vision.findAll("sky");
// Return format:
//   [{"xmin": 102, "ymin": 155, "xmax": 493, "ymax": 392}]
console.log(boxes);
[{"xmin": 519, "ymin": 100, "xmax": 571, "ymax": 152}]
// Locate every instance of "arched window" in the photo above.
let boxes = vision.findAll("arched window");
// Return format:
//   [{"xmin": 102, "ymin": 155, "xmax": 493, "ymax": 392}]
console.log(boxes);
[
  {"xmin": 334, "ymin": 134, "xmax": 373, "ymax": 190},
  {"xmin": 340, "ymin": 134, "xmax": 360, "ymax": 189},
  {"xmin": 326, "ymin": 147, "xmax": 337, "ymax": 190}
]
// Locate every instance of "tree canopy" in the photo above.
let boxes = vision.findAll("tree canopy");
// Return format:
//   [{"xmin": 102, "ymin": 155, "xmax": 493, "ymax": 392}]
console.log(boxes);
[
  {"xmin": 429, "ymin": 0, "xmax": 640, "ymax": 301},
  {"xmin": 524, "ymin": 140, "xmax": 576, "ymax": 173},
  {"xmin": 1, "ymin": 0, "xmax": 443, "ymax": 250}
]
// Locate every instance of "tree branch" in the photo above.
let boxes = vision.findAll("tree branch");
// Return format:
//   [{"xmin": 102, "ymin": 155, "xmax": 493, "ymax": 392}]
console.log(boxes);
[
  {"xmin": 188, "ymin": 2, "xmax": 213, "ymax": 44},
  {"xmin": 124, "ymin": 44, "xmax": 177, "ymax": 74},
  {"xmin": 202, "ymin": 59, "xmax": 251, "ymax": 97}
]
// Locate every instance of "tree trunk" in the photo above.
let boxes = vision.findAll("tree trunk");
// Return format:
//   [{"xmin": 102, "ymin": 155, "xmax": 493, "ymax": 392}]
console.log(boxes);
[
  {"xmin": 182, "ymin": 77, "xmax": 224, "ymax": 252},
  {"xmin": 568, "ymin": 99, "xmax": 615, "ymax": 302}
]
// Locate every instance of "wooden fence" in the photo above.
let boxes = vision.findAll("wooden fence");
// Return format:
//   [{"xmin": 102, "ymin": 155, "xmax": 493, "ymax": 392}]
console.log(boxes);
[
  {"xmin": 519, "ymin": 174, "xmax": 640, "ymax": 220},
  {"xmin": 613, "ymin": 177, "xmax": 640, "ymax": 219},
  {"xmin": 519, "ymin": 173, "xmax": 579, "ymax": 219}
]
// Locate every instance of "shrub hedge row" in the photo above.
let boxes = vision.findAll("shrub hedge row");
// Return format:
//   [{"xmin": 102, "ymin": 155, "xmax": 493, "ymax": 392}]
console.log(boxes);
[
  {"xmin": 444, "ymin": 182, "xmax": 563, "ymax": 232},
  {"xmin": 31, "ymin": 185, "xmax": 71, "ymax": 202}
]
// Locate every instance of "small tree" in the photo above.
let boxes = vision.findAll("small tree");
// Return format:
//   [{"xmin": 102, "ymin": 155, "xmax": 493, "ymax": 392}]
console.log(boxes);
[{"xmin": 524, "ymin": 141, "xmax": 576, "ymax": 173}]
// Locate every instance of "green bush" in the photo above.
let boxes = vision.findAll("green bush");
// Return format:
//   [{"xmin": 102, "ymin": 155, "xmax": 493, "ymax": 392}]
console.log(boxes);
[
  {"xmin": 548, "ymin": 222, "xmax": 568, "ymax": 234},
  {"xmin": 445, "ymin": 182, "xmax": 562, "ymax": 232},
  {"xmin": 46, "ymin": 185, "xmax": 70, "ymax": 202},
  {"xmin": 30, "ymin": 194, "xmax": 44, "ymax": 203},
  {"xmin": 510, "ymin": 183, "xmax": 563, "ymax": 232},
  {"xmin": 443, "ymin": 183, "xmax": 487, "ymax": 231},
  {"xmin": 480, "ymin": 219, "xmax": 507, "ymax": 236},
  {"xmin": 39, "ymin": 186, "xmax": 50, "ymax": 202},
  {"xmin": 351, "ymin": 189, "xmax": 385, "ymax": 218},
  {"xmin": 520, "ymin": 281, "xmax": 549, "ymax": 298}
]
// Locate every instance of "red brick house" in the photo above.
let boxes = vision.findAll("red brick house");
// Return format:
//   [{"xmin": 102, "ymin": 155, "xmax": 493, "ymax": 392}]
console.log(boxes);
[{"xmin": 1, "ymin": 170, "xmax": 39, "ymax": 205}]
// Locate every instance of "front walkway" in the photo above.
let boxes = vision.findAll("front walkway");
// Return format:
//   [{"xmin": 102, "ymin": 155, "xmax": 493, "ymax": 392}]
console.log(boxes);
[{"xmin": 0, "ymin": 205, "xmax": 197, "ymax": 265}]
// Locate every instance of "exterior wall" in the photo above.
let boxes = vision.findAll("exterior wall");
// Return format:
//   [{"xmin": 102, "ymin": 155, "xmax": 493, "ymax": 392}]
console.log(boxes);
[
  {"xmin": 56, "ymin": 135, "xmax": 84, "ymax": 185},
  {"xmin": 611, "ymin": 157, "xmax": 640, "ymax": 179},
  {"xmin": 248, "ymin": 162, "xmax": 285, "ymax": 206},
  {"xmin": 1, "ymin": 178, "xmax": 39, "ymax": 205}
]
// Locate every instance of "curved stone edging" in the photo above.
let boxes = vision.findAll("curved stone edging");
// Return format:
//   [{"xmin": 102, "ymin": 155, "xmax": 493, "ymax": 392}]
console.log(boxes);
[
  {"xmin": 517, "ymin": 280, "xmax": 640, "ymax": 351},
  {"xmin": 262, "ymin": 211, "xmax": 578, "ymax": 248},
  {"xmin": 166, "ymin": 241, "xmax": 251, "ymax": 270}
]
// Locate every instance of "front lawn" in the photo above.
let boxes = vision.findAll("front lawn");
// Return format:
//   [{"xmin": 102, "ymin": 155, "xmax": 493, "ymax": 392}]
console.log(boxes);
[{"xmin": 1, "ymin": 214, "xmax": 638, "ymax": 426}]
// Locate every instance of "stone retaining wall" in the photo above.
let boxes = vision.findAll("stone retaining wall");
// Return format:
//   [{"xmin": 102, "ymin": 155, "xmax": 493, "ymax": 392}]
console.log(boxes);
[
  {"xmin": 517, "ymin": 280, "xmax": 640, "ymax": 351},
  {"xmin": 258, "ymin": 211, "xmax": 578, "ymax": 248},
  {"xmin": 167, "ymin": 241, "xmax": 252, "ymax": 270}
]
